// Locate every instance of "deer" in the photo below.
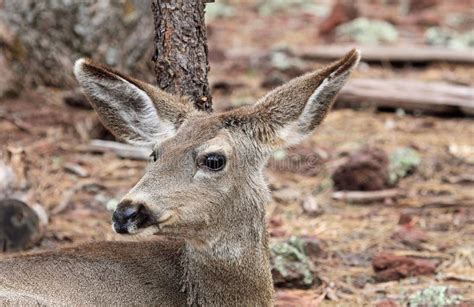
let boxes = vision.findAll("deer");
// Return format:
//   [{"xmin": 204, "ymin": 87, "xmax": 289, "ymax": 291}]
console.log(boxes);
[{"xmin": 0, "ymin": 49, "xmax": 360, "ymax": 306}]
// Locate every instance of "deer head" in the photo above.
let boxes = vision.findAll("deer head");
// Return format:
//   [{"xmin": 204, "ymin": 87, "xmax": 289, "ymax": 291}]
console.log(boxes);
[{"xmin": 74, "ymin": 49, "xmax": 360, "ymax": 246}]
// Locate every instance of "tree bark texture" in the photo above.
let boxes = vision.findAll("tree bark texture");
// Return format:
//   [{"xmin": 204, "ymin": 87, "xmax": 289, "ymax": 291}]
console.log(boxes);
[
  {"xmin": 152, "ymin": 0, "xmax": 213, "ymax": 112},
  {"xmin": 0, "ymin": 0, "xmax": 155, "ymax": 97}
]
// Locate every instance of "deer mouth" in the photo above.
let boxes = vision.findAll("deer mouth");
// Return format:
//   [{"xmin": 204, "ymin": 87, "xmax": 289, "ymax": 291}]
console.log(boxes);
[{"xmin": 125, "ymin": 211, "xmax": 176, "ymax": 235}]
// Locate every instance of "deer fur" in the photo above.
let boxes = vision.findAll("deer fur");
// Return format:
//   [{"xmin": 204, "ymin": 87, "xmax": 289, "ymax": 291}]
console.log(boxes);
[{"xmin": 0, "ymin": 49, "xmax": 360, "ymax": 306}]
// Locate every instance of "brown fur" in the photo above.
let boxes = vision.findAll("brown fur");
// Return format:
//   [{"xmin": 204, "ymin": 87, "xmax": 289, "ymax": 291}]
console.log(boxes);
[{"xmin": 0, "ymin": 49, "xmax": 360, "ymax": 306}]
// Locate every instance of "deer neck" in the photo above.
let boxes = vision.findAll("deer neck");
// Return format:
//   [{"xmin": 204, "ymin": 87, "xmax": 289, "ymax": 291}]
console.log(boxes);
[{"xmin": 181, "ymin": 183, "xmax": 274, "ymax": 306}]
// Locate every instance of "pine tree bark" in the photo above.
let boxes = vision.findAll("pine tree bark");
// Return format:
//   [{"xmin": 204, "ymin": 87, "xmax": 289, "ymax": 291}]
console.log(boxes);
[{"xmin": 151, "ymin": 0, "xmax": 213, "ymax": 112}]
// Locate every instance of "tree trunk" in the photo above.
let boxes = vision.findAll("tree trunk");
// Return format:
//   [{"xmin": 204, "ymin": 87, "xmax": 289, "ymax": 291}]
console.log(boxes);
[{"xmin": 151, "ymin": 0, "xmax": 213, "ymax": 112}]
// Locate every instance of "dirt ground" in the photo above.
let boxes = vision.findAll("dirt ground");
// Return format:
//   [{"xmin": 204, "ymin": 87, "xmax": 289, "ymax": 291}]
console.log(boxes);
[{"xmin": 1, "ymin": 0, "xmax": 473, "ymax": 306}]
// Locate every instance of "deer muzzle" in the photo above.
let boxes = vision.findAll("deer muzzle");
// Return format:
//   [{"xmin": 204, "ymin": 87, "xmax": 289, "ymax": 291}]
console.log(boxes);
[{"xmin": 112, "ymin": 200, "xmax": 151, "ymax": 234}]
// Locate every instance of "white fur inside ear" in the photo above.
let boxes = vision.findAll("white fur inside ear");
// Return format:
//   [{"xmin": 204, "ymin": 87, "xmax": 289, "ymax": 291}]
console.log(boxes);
[
  {"xmin": 74, "ymin": 59, "xmax": 175, "ymax": 145},
  {"xmin": 112, "ymin": 77, "xmax": 176, "ymax": 144},
  {"xmin": 277, "ymin": 66, "xmax": 357, "ymax": 146}
]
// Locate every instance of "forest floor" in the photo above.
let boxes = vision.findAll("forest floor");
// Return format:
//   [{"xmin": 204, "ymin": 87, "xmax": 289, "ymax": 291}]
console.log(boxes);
[{"xmin": 1, "ymin": 0, "xmax": 473, "ymax": 306}]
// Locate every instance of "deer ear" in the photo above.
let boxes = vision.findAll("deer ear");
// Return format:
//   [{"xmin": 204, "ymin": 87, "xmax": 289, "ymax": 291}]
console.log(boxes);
[
  {"xmin": 74, "ymin": 59, "xmax": 192, "ymax": 146},
  {"xmin": 242, "ymin": 49, "xmax": 360, "ymax": 148}
]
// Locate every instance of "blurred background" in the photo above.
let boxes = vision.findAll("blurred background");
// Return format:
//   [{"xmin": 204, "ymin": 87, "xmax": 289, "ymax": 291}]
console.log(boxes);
[{"xmin": 0, "ymin": 0, "xmax": 473, "ymax": 305}]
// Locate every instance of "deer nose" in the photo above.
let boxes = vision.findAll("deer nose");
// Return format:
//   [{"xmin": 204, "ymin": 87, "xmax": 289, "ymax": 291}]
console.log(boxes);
[{"xmin": 112, "ymin": 201, "xmax": 149, "ymax": 234}]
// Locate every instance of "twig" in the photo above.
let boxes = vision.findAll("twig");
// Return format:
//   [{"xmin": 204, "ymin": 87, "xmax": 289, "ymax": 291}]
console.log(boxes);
[
  {"xmin": 332, "ymin": 189, "xmax": 401, "ymax": 203},
  {"xmin": 438, "ymin": 274, "xmax": 474, "ymax": 283},
  {"xmin": 399, "ymin": 196, "xmax": 474, "ymax": 209},
  {"xmin": 391, "ymin": 250, "xmax": 451, "ymax": 260},
  {"xmin": 0, "ymin": 110, "xmax": 33, "ymax": 133}
]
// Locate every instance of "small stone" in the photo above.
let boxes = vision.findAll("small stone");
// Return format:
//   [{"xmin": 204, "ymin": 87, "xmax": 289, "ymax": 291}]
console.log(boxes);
[
  {"xmin": 269, "ymin": 216, "xmax": 283, "ymax": 227},
  {"xmin": 301, "ymin": 196, "xmax": 324, "ymax": 217},
  {"xmin": 300, "ymin": 237, "xmax": 327, "ymax": 259},
  {"xmin": 332, "ymin": 147, "xmax": 391, "ymax": 191},
  {"xmin": 391, "ymin": 225, "xmax": 428, "ymax": 248},
  {"xmin": 398, "ymin": 213, "xmax": 413, "ymax": 225},
  {"xmin": 372, "ymin": 252, "xmax": 437, "ymax": 282}
]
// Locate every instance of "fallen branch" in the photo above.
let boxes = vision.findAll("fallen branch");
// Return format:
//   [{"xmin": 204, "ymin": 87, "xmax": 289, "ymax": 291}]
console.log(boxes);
[
  {"xmin": 332, "ymin": 189, "xmax": 401, "ymax": 203},
  {"xmin": 399, "ymin": 196, "xmax": 474, "ymax": 209},
  {"xmin": 77, "ymin": 140, "xmax": 151, "ymax": 160},
  {"xmin": 337, "ymin": 78, "xmax": 474, "ymax": 116},
  {"xmin": 443, "ymin": 174, "xmax": 474, "ymax": 184},
  {"xmin": 298, "ymin": 45, "xmax": 474, "ymax": 64}
]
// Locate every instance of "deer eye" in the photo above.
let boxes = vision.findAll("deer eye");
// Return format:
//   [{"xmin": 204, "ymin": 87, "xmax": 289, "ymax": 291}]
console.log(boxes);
[
  {"xmin": 200, "ymin": 153, "xmax": 226, "ymax": 171},
  {"xmin": 149, "ymin": 151, "xmax": 158, "ymax": 162}
]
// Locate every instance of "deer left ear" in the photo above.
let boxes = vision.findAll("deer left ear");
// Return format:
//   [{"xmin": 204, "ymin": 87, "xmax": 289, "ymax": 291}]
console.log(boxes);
[
  {"xmin": 247, "ymin": 49, "xmax": 360, "ymax": 148},
  {"xmin": 74, "ymin": 58, "xmax": 193, "ymax": 146}
]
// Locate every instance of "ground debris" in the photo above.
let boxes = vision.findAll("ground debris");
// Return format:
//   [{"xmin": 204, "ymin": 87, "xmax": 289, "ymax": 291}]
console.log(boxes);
[
  {"xmin": 332, "ymin": 189, "xmax": 401, "ymax": 203},
  {"xmin": 375, "ymin": 299, "xmax": 399, "ymax": 307},
  {"xmin": 372, "ymin": 252, "xmax": 438, "ymax": 282},
  {"xmin": 301, "ymin": 196, "xmax": 324, "ymax": 217},
  {"xmin": 0, "ymin": 199, "xmax": 42, "ymax": 252},
  {"xmin": 407, "ymin": 285, "xmax": 463, "ymax": 307},
  {"xmin": 332, "ymin": 147, "xmax": 391, "ymax": 191},
  {"xmin": 63, "ymin": 163, "xmax": 89, "ymax": 178},
  {"xmin": 389, "ymin": 147, "xmax": 421, "ymax": 185},
  {"xmin": 391, "ymin": 224, "xmax": 429, "ymax": 249},
  {"xmin": 270, "ymin": 236, "xmax": 321, "ymax": 289}
]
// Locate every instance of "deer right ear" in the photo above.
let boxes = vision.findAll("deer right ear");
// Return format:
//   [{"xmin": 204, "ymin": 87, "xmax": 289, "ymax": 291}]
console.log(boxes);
[
  {"xmin": 224, "ymin": 49, "xmax": 360, "ymax": 149},
  {"xmin": 74, "ymin": 59, "xmax": 192, "ymax": 146}
]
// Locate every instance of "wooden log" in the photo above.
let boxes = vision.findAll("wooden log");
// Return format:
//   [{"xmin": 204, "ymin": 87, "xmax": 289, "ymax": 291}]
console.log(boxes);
[
  {"xmin": 77, "ymin": 140, "xmax": 150, "ymax": 160},
  {"xmin": 332, "ymin": 189, "xmax": 401, "ymax": 203},
  {"xmin": 337, "ymin": 78, "xmax": 474, "ymax": 116},
  {"xmin": 297, "ymin": 45, "xmax": 474, "ymax": 64}
]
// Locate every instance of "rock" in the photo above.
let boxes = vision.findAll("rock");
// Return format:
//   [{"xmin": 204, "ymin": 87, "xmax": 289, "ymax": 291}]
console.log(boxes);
[
  {"xmin": 448, "ymin": 143, "xmax": 474, "ymax": 165},
  {"xmin": 372, "ymin": 252, "xmax": 437, "ymax": 282},
  {"xmin": 0, "ymin": 199, "xmax": 42, "ymax": 252},
  {"xmin": 271, "ymin": 236, "xmax": 317, "ymax": 289},
  {"xmin": 391, "ymin": 225, "xmax": 428, "ymax": 248},
  {"xmin": 319, "ymin": 0, "xmax": 358, "ymax": 35},
  {"xmin": 272, "ymin": 188, "xmax": 303, "ymax": 204},
  {"xmin": 300, "ymin": 236, "xmax": 327, "ymax": 260},
  {"xmin": 409, "ymin": 0, "xmax": 438, "ymax": 12},
  {"xmin": 398, "ymin": 212, "xmax": 414, "ymax": 225},
  {"xmin": 301, "ymin": 196, "xmax": 324, "ymax": 217},
  {"xmin": 332, "ymin": 147, "xmax": 391, "ymax": 191}
]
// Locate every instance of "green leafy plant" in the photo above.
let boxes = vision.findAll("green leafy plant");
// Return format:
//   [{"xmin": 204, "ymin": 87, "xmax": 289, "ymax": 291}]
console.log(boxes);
[
  {"xmin": 408, "ymin": 285, "xmax": 463, "ymax": 307},
  {"xmin": 389, "ymin": 147, "xmax": 421, "ymax": 184}
]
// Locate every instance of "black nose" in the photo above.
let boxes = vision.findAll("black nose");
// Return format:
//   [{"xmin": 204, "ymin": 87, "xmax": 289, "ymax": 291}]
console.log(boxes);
[{"xmin": 112, "ymin": 201, "xmax": 149, "ymax": 234}]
